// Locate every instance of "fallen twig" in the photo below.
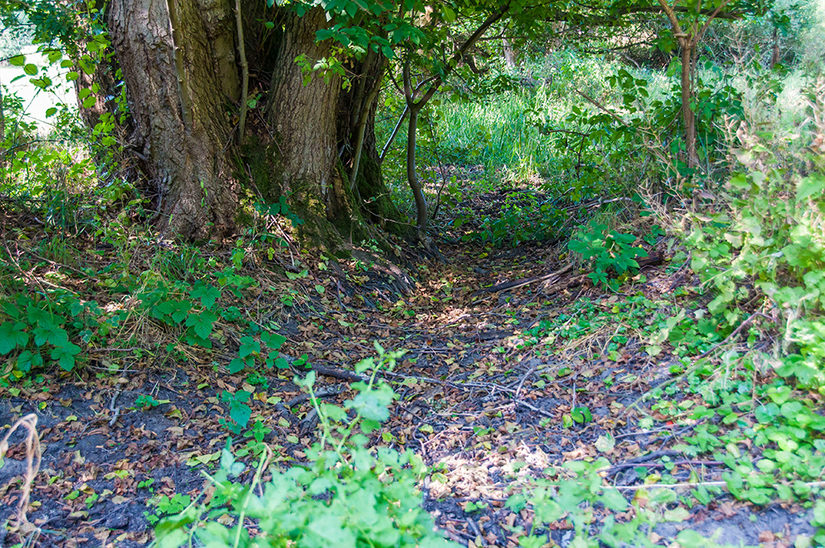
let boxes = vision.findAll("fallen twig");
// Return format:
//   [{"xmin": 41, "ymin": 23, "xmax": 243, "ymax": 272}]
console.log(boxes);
[
  {"xmin": 108, "ymin": 390, "xmax": 122, "ymax": 427},
  {"xmin": 472, "ymin": 264, "xmax": 574, "ymax": 296},
  {"xmin": 303, "ymin": 364, "xmax": 367, "ymax": 383},
  {"xmin": 285, "ymin": 385, "xmax": 344, "ymax": 408},
  {"xmin": 514, "ymin": 399, "xmax": 555, "ymax": 418},
  {"xmin": 473, "ymin": 254, "xmax": 663, "ymax": 297}
]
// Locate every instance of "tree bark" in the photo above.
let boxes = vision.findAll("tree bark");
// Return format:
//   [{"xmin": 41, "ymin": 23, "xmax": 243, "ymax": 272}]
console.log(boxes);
[
  {"xmin": 406, "ymin": 104, "xmax": 427, "ymax": 242},
  {"xmin": 336, "ymin": 51, "xmax": 402, "ymax": 233},
  {"xmin": 267, "ymin": 8, "xmax": 345, "ymax": 238},
  {"xmin": 770, "ymin": 27, "xmax": 780, "ymax": 68},
  {"xmin": 108, "ymin": 0, "xmax": 240, "ymax": 240},
  {"xmin": 0, "ymin": 83, "xmax": 4, "ymax": 141},
  {"xmin": 657, "ymin": 0, "xmax": 729, "ymax": 173},
  {"xmin": 503, "ymin": 38, "xmax": 516, "ymax": 68},
  {"xmin": 680, "ymin": 42, "xmax": 699, "ymax": 170},
  {"xmin": 101, "ymin": 2, "xmax": 403, "ymax": 246},
  {"xmin": 0, "ymin": 82, "xmax": 5, "ymax": 165}
]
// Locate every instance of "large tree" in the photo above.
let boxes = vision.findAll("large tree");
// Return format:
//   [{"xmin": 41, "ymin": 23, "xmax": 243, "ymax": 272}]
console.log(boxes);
[
  {"xmin": 101, "ymin": 0, "xmax": 402, "ymax": 243},
  {"xmin": 98, "ymin": 0, "xmax": 528, "ymax": 243}
]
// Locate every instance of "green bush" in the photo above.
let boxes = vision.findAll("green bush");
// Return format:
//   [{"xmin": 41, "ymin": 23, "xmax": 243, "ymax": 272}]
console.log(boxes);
[
  {"xmin": 568, "ymin": 220, "xmax": 648, "ymax": 290},
  {"xmin": 685, "ymin": 81, "xmax": 825, "ymax": 390}
]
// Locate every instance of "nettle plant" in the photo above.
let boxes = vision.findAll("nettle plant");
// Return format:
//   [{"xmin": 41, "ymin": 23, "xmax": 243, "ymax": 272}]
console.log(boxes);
[
  {"xmin": 0, "ymin": 240, "xmax": 287, "ymax": 437},
  {"xmin": 154, "ymin": 346, "xmax": 457, "ymax": 548},
  {"xmin": 0, "ymin": 289, "xmax": 108, "ymax": 375},
  {"xmin": 568, "ymin": 220, "xmax": 648, "ymax": 290}
]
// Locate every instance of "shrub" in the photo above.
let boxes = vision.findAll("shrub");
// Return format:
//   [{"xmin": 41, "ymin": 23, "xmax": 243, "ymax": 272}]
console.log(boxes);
[
  {"xmin": 685, "ymin": 80, "xmax": 825, "ymax": 390},
  {"xmin": 153, "ymin": 346, "xmax": 457, "ymax": 548}
]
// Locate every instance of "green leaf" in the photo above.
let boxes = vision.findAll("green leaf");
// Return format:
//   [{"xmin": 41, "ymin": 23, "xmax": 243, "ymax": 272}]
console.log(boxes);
[
  {"xmin": 238, "ymin": 336, "xmax": 260, "ymax": 358},
  {"xmin": 24, "ymin": 64, "xmax": 38, "ymax": 76},
  {"xmin": 228, "ymin": 357, "xmax": 246, "ymax": 374},
  {"xmin": 9, "ymin": 54, "xmax": 25, "ymax": 66},
  {"xmin": 571, "ymin": 406, "xmax": 592, "ymax": 424},
  {"xmin": 600, "ymin": 488, "xmax": 628, "ymax": 511},
  {"xmin": 797, "ymin": 175, "xmax": 825, "ymax": 201},
  {"xmin": 347, "ymin": 386, "xmax": 392, "ymax": 423},
  {"xmin": 261, "ymin": 331, "xmax": 286, "ymax": 350},
  {"xmin": 229, "ymin": 401, "xmax": 251, "ymax": 429},
  {"xmin": 190, "ymin": 283, "xmax": 221, "ymax": 308},
  {"xmin": 51, "ymin": 343, "xmax": 81, "ymax": 371},
  {"xmin": 185, "ymin": 310, "xmax": 217, "ymax": 340},
  {"xmin": 306, "ymin": 513, "xmax": 356, "ymax": 547},
  {"xmin": 30, "ymin": 77, "xmax": 52, "ymax": 89},
  {"xmin": 0, "ymin": 322, "xmax": 28, "ymax": 354},
  {"xmin": 16, "ymin": 350, "xmax": 43, "ymax": 372},
  {"xmin": 663, "ymin": 506, "xmax": 690, "ymax": 521}
]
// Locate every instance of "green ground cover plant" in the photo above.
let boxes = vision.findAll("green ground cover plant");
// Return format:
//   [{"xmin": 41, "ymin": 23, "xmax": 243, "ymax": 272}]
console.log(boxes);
[{"xmin": 153, "ymin": 348, "xmax": 457, "ymax": 548}]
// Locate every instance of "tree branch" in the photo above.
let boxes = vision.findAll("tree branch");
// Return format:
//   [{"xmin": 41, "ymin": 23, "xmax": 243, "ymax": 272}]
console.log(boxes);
[
  {"xmin": 415, "ymin": 3, "xmax": 511, "ymax": 108},
  {"xmin": 234, "ymin": 0, "xmax": 249, "ymax": 141}
]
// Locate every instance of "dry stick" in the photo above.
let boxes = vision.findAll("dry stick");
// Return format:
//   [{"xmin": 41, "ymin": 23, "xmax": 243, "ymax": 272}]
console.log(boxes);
[
  {"xmin": 608, "ymin": 459, "xmax": 722, "ymax": 472},
  {"xmin": 0, "ymin": 414, "xmax": 42, "ymax": 525},
  {"xmin": 108, "ymin": 390, "xmax": 122, "ymax": 427},
  {"xmin": 384, "ymin": 370, "xmax": 515, "ymax": 395},
  {"xmin": 513, "ymin": 399, "xmax": 555, "ymax": 418},
  {"xmin": 350, "ymin": 66, "xmax": 383, "ymax": 189},
  {"xmin": 473, "ymin": 263, "xmax": 574, "ymax": 296},
  {"xmin": 514, "ymin": 365, "xmax": 537, "ymax": 399},
  {"xmin": 426, "ymin": 111, "xmax": 451, "ymax": 222},
  {"xmin": 615, "ymin": 480, "xmax": 825, "ymax": 492},
  {"xmin": 379, "ymin": 105, "xmax": 408, "ymax": 162},
  {"xmin": 466, "ymin": 517, "xmax": 485, "ymax": 545},
  {"xmin": 489, "ymin": 251, "xmax": 658, "ymax": 298}
]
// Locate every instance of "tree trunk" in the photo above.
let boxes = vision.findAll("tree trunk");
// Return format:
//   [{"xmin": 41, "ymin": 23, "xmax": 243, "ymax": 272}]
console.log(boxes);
[
  {"xmin": 267, "ymin": 7, "xmax": 348, "ymax": 241},
  {"xmin": 108, "ymin": 0, "xmax": 240, "ymax": 240},
  {"xmin": 770, "ymin": 27, "xmax": 780, "ymax": 68},
  {"xmin": 337, "ymin": 52, "xmax": 403, "ymax": 234},
  {"xmin": 0, "ymin": 83, "xmax": 4, "ymax": 149},
  {"xmin": 103, "ymin": 2, "xmax": 403, "ymax": 246},
  {"xmin": 503, "ymin": 38, "xmax": 516, "ymax": 69},
  {"xmin": 680, "ymin": 42, "xmax": 699, "ymax": 170},
  {"xmin": 406, "ymin": 104, "xmax": 428, "ymax": 242}
]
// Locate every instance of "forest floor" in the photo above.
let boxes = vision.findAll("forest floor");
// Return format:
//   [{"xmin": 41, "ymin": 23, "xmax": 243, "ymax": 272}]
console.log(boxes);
[{"xmin": 0, "ymin": 193, "xmax": 816, "ymax": 547}]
